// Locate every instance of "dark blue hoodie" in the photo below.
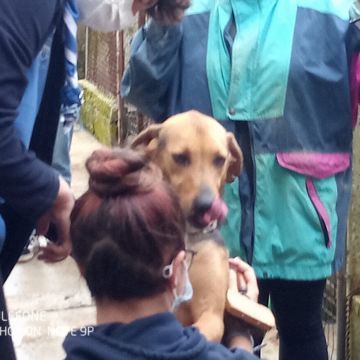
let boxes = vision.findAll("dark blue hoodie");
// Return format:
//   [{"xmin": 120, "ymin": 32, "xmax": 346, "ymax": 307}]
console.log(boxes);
[{"xmin": 63, "ymin": 312, "xmax": 259, "ymax": 360}]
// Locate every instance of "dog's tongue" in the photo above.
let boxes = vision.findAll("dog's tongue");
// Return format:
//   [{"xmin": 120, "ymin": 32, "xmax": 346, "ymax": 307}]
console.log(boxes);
[{"xmin": 202, "ymin": 197, "xmax": 228, "ymax": 225}]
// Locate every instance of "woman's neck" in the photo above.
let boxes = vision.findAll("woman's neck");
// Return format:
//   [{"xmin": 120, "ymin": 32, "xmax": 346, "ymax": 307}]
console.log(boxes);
[{"xmin": 96, "ymin": 292, "xmax": 172, "ymax": 325}]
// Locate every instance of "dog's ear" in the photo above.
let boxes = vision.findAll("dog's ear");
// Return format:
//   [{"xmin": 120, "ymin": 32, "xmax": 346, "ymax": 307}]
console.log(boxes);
[
  {"xmin": 131, "ymin": 124, "xmax": 162, "ymax": 154},
  {"xmin": 226, "ymin": 133, "xmax": 243, "ymax": 182}
]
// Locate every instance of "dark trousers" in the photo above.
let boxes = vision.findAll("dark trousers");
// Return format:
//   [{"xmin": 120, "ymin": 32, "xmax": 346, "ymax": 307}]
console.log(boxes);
[
  {"xmin": 0, "ymin": 206, "xmax": 33, "ymax": 360},
  {"xmin": 258, "ymin": 279, "xmax": 328, "ymax": 360},
  {"xmin": 0, "ymin": 274, "xmax": 16, "ymax": 360},
  {"xmin": 0, "ymin": 205, "xmax": 35, "ymax": 281}
]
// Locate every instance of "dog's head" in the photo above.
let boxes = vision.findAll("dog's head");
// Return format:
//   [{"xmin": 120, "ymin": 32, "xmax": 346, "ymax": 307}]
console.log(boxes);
[{"xmin": 132, "ymin": 111, "xmax": 243, "ymax": 228}]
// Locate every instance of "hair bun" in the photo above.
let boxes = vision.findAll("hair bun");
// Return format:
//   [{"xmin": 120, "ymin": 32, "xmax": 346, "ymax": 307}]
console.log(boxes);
[{"xmin": 86, "ymin": 148, "xmax": 161, "ymax": 197}]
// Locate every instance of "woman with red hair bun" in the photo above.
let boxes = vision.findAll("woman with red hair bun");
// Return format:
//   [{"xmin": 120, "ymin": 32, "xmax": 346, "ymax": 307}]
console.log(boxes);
[{"xmin": 63, "ymin": 148, "xmax": 258, "ymax": 360}]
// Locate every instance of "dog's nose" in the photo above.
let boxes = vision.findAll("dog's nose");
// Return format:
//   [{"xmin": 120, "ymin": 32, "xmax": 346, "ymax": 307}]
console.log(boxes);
[{"xmin": 193, "ymin": 187, "xmax": 215, "ymax": 215}]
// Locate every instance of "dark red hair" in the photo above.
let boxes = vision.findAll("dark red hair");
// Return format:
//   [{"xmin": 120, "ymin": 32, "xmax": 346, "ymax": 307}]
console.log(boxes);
[{"xmin": 70, "ymin": 148, "xmax": 185, "ymax": 301}]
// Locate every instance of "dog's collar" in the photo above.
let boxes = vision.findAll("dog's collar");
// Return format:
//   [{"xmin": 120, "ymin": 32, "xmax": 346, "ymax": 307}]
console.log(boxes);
[
  {"xmin": 185, "ymin": 220, "xmax": 225, "ymax": 247},
  {"xmin": 186, "ymin": 220, "xmax": 218, "ymax": 236}
]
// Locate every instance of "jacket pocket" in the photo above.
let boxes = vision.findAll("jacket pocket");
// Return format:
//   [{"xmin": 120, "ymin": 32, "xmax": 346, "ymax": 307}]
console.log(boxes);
[
  {"xmin": 276, "ymin": 152, "xmax": 350, "ymax": 179},
  {"xmin": 276, "ymin": 152, "xmax": 350, "ymax": 248}
]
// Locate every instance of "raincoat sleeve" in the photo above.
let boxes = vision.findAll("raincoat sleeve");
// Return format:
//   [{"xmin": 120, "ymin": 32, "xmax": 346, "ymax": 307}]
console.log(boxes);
[
  {"xmin": 120, "ymin": 20, "xmax": 183, "ymax": 121},
  {"xmin": 0, "ymin": 0, "xmax": 60, "ymax": 220}
]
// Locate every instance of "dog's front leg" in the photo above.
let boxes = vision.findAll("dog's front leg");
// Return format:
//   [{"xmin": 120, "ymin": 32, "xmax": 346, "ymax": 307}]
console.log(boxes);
[{"xmin": 178, "ymin": 240, "xmax": 229, "ymax": 342}]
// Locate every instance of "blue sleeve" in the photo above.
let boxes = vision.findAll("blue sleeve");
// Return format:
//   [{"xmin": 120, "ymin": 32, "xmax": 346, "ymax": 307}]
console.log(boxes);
[
  {"xmin": 120, "ymin": 20, "xmax": 183, "ymax": 122},
  {"xmin": 0, "ymin": 0, "xmax": 61, "ymax": 219}
]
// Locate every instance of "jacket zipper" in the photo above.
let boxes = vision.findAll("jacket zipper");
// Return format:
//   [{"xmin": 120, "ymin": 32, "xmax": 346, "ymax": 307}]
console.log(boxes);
[{"xmin": 248, "ymin": 122, "xmax": 257, "ymax": 266}]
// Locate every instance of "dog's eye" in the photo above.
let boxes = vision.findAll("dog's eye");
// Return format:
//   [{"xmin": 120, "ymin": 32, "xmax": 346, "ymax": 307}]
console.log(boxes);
[
  {"xmin": 172, "ymin": 153, "xmax": 190, "ymax": 166},
  {"xmin": 213, "ymin": 155, "xmax": 226, "ymax": 168}
]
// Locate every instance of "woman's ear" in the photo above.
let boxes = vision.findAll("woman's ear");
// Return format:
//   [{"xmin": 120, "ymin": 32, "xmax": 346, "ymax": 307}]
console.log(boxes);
[{"xmin": 169, "ymin": 250, "xmax": 185, "ymax": 288}]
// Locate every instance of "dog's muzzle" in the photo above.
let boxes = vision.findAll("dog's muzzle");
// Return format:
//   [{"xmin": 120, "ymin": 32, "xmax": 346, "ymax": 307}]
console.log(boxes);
[
  {"xmin": 202, "ymin": 196, "xmax": 228, "ymax": 224},
  {"xmin": 190, "ymin": 186, "xmax": 228, "ymax": 228}
]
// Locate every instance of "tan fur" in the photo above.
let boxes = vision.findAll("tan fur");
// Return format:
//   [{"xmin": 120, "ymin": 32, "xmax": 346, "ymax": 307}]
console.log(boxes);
[{"xmin": 132, "ymin": 110, "xmax": 243, "ymax": 342}]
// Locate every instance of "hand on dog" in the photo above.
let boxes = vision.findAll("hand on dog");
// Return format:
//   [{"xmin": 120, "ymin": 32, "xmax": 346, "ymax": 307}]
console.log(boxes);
[
  {"xmin": 145, "ymin": 0, "xmax": 191, "ymax": 24},
  {"xmin": 36, "ymin": 176, "xmax": 74, "ymax": 262},
  {"xmin": 228, "ymin": 257, "xmax": 259, "ymax": 302},
  {"xmin": 132, "ymin": 0, "xmax": 157, "ymax": 15}
]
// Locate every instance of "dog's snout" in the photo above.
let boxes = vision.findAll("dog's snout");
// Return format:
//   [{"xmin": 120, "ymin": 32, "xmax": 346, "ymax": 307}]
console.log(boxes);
[{"xmin": 193, "ymin": 187, "xmax": 215, "ymax": 215}]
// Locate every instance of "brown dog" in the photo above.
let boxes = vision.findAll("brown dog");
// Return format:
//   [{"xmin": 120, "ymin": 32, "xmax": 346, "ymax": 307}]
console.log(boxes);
[{"xmin": 132, "ymin": 110, "xmax": 243, "ymax": 342}]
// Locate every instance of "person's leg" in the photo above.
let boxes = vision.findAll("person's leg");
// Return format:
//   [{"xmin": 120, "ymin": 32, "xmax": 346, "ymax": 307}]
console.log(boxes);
[
  {"xmin": 0, "ymin": 215, "xmax": 5, "ymax": 254},
  {"xmin": 51, "ymin": 120, "xmax": 74, "ymax": 185},
  {"xmin": 12, "ymin": 35, "xmax": 54, "ymax": 262},
  {"xmin": 14, "ymin": 35, "xmax": 53, "ymax": 148},
  {"xmin": 258, "ymin": 279, "xmax": 271, "ymax": 307},
  {"xmin": 262, "ymin": 279, "xmax": 328, "ymax": 360},
  {"xmin": 0, "ymin": 274, "xmax": 16, "ymax": 360},
  {"xmin": 0, "ymin": 204, "xmax": 35, "ymax": 281},
  {"xmin": 253, "ymin": 280, "xmax": 271, "ymax": 356}
]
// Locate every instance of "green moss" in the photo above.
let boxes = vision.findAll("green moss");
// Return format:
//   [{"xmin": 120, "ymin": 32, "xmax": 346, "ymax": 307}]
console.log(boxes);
[{"xmin": 79, "ymin": 80, "xmax": 118, "ymax": 146}]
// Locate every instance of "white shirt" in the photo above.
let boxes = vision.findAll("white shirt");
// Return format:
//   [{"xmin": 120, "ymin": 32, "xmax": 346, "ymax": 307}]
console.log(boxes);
[{"xmin": 77, "ymin": 0, "xmax": 137, "ymax": 32}]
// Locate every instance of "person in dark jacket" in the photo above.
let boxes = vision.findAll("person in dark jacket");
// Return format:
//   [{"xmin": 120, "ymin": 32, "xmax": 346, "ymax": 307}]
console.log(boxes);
[
  {"xmin": 0, "ymin": 0, "xmax": 192, "ymax": 357},
  {"xmin": 64, "ymin": 148, "xmax": 258, "ymax": 360},
  {"xmin": 0, "ymin": 1, "xmax": 75, "ymax": 357},
  {"xmin": 0, "ymin": 0, "xmax": 74, "ymax": 273}
]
